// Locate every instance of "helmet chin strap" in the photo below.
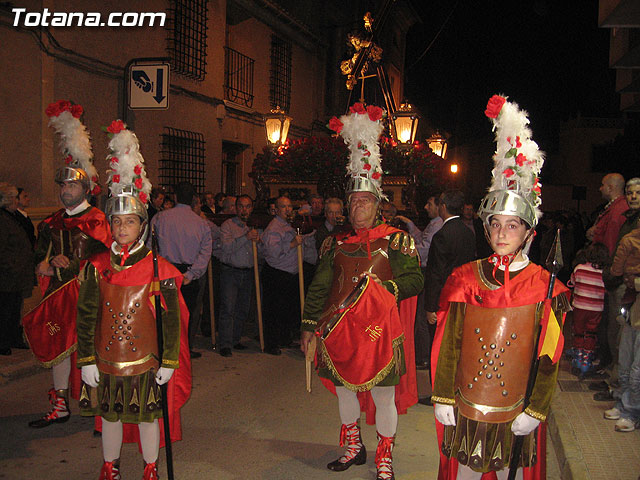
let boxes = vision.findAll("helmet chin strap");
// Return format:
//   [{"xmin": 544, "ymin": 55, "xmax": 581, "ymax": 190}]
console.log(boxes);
[{"xmin": 485, "ymin": 228, "xmax": 535, "ymax": 302}]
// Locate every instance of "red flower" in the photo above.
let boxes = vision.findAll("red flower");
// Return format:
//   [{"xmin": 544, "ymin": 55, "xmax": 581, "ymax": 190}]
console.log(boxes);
[
  {"xmin": 134, "ymin": 165, "xmax": 142, "ymax": 175},
  {"xmin": 134, "ymin": 177, "xmax": 143, "ymax": 189},
  {"xmin": 139, "ymin": 191, "xmax": 148, "ymax": 204},
  {"xmin": 328, "ymin": 116, "xmax": 343, "ymax": 133},
  {"xmin": 70, "ymin": 104, "xmax": 83, "ymax": 118},
  {"xmin": 107, "ymin": 120, "xmax": 126, "ymax": 134},
  {"xmin": 367, "ymin": 105, "xmax": 383, "ymax": 122},
  {"xmin": 372, "ymin": 172, "xmax": 381, "ymax": 180},
  {"xmin": 485, "ymin": 95, "xmax": 506, "ymax": 118},
  {"xmin": 349, "ymin": 102, "xmax": 366, "ymax": 115},
  {"xmin": 64, "ymin": 154, "xmax": 73, "ymax": 165},
  {"xmin": 45, "ymin": 100, "xmax": 72, "ymax": 117},
  {"xmin": 363, "ymin": 150, "xmax": 371, "ymax": 157},
  {"xmin": 503, "ymin": 168, "xmax": 515, "ymax": 178},
  {"xmin": 91, "ymin": 184, "xmax": 102, "ymax": 196},
  {"xmin": 91, "ymin": 175, "xmax": 99, "ymax": 183},
  {"xmin": 112, "ymin": 174, "xmax": 120, "ymax": 183},
  {"xmin": 515, "ymin": 154, "xmax": 527, "ymax": 166},
  {"xmin": 111, "ymin": 157, "xmax": 119, "ymax": 164},
  {"xmin": 515, "ymin": 136, "xmax": 522, "ymax": 148},
  {"xmin": 363, "ymin": 163, "xmax": 371, "ymax": 171}
]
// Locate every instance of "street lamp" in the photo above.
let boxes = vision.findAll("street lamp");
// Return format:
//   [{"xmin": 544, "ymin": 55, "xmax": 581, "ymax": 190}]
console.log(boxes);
[
  {"xmin": 391, "ymin": 101, "xmax": 420, "ymax": 147},
  {"xmin": 450, "ymin": 163, "xmax": 458, "ymax": 174},
  {"xmin": 264, "ymin": 106, "xmax": 291, "ymax": 148},
  {"xmin": 427, "ymin": 130, "xmax": 448, "ymax": 159}
]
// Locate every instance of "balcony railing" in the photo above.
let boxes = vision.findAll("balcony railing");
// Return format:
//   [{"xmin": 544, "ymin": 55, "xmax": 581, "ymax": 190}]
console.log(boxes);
[{"xmin": 224, "ymin": 46, "xmax": 255, "ymax": 108}]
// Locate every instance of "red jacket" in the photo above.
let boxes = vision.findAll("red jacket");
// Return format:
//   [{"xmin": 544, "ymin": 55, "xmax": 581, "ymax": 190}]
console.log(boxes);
[{"xmin": 593, "ymin": 195, "xmax": 629, "ymax": 255}]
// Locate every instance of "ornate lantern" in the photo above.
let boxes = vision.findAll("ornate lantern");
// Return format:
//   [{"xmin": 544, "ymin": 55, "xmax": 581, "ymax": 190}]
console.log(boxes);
[
  {"xmin": 427, "ymin": 130, "xmax": 448, "ymax": 159},
  {"xmin": 264, "ymin": 106, "xmax": 291, "ymax": 147},
  {"xmin": 391, "ymin": 101, "xmax": 419, "ymax": 146}
]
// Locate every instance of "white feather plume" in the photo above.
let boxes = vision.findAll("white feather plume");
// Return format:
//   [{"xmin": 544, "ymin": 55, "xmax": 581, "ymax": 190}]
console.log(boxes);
[
  {"xmin": 48, "ymin": 109, "xmax": 98, "ymax": 191},
  {"xmin": 106, "ymin": 123, "xmax": 152, "ymax": 204},
  {"xmin": 338, "ymin": 107, "xmax": 385, "ymax": 198},
  {"xmin": 487, "ymin": 95, "xmax": 545, "ymax": 218}
]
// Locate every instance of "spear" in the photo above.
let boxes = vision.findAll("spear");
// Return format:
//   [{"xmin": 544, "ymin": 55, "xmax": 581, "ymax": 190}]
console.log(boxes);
[
  {"xmin": 508, "ymin": 229, "xmax": 562, "ymax": 480},
  {"xmin": 151, "ymin": 227, "xmax": 174, "ymax": 480}
]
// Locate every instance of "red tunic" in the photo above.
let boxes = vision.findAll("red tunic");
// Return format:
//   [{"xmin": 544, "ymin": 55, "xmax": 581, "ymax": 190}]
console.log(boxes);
[{"xmin": 431, "ymin": 260, "xmax": 569, "ymax": 480}]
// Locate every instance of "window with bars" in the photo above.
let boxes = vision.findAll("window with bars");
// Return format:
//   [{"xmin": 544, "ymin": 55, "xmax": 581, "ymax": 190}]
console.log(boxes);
[
  {"xmin": 224, "ymin": 47, "xmax": 255, "ymax": 108},
  {"xmin": 167, "ymin": 0, "xmax": 208, "ymax": 81},
  {"xmin": 270, "ymin": 35, "xmax": 292, "ymax": 111},
  {"xmin": 159, "ymin": 127, "xmax": 206, "ymax": 193}
]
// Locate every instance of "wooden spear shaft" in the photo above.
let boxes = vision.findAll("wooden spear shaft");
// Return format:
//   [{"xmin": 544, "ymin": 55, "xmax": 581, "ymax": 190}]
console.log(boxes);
[{"xmin": 252, "ymin": 240, "xmax": 265, "ymax": 352}]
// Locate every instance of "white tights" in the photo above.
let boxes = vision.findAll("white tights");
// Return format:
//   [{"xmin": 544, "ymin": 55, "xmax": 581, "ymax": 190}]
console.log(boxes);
[
  {"xmin": 336, "ymin": 385, "xmax": 397, "ymax": 437},
  {"xmin": 52, "ymin": 356, "xmax": 71, "ymax": 390},
  {"xmin": 102, "ymin": 418, "xmax": 160, "ymax": 464}
]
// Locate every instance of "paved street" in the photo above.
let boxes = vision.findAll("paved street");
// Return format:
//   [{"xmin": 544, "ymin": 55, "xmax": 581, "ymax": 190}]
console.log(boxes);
[{"xmin": 0, "ymin": 336, "xmax": 564, "ymax": 480}]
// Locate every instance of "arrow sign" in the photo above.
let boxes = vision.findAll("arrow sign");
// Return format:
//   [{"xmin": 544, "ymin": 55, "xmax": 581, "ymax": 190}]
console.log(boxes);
[{"xmin": 128, "ymin": 62, "xmax": 169, "ymax": 110}]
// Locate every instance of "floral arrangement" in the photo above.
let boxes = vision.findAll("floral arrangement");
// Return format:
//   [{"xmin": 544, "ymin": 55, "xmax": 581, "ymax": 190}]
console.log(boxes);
[
  {"xmin": 485, "ymin": 94, "xmax": 544, "ymax": 216},
  {"xmin": 103, "ymin": 120, "xmax": 152, "ymax": 205},
  {"xmin": 46, "ymin": 99, "xmax": 100, "ymax": 195}
]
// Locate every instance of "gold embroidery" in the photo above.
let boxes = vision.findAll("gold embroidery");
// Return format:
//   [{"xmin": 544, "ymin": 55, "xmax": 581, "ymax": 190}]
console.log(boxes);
[
  {"xmin": 302, "ymin": 318, "xmax": 318, "ymax": 325},
  {"xmin": 390, "ymin": 234, "xmax": 401, "ymax": 251},
  {"xmin": 524, "ymin": 407, "xmax": 546, "ymax": 421},
  {"xmin": 162, "ymin": 359, "xmax": 179, "ymax": 368},
  {"xmin": 388, "ymin": 280, "xmax": 399, "ymax": 302},
  {"xmin": 431, "ymin": 395, "xmax": 456, "ymax": 405},
  {"xmin": 96, "ymin": 353, "xmax": 158, "ymax": 368},
  {"xmin": 365, "ymin": 324, "xmax": 383, "ymax": 341},
  {"xmin": 401, "ymin": 235, "xmax": 410, "ymax": 254},
  {"xmin": 77, "ymin": 355, "xmax": 96, "ymax": 364}
]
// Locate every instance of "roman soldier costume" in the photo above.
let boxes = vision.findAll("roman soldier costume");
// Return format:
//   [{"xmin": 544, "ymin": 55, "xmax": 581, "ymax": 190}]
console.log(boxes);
[
  {"xmin": 76, "ymin": 120, "xmax": 191, "ymax": 480},
  {"xmin": 23, "ymin": 100, "xmax": 111, "ymax": 428},
  {"xmin": 431, "ymin": 95, "xmax": 571, "ymax": 479},
  {"xmin": 302, "ymin": 103, "xmax": 423, "ymax": 480}
]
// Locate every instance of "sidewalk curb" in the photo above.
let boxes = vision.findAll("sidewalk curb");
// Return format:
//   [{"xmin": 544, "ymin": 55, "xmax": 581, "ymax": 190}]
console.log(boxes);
[{"xmin": 549, "ymin": 398, "xmax": 590, "ymax": 480}]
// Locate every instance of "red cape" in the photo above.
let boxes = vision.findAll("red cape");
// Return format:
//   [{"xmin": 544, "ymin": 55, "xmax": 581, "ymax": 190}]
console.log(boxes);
[
  {"xmin": 431, "ymin": 260, "xmax": 569, "ymax": 480},
  {"xmin": 43, "ymin": 207, "xmax": 112, "ymax": 249},
  {"xmin": 89, "ymin": 251, "xmax": 192, "ymax": 447}
]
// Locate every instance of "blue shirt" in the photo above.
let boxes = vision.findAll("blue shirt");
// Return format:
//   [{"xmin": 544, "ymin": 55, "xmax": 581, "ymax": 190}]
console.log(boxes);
[
  {"xmin": 220, "ymin": 216, "xmax": 263, "ymax": 269},
  {"xmin": 148, "ymin": 203, "xmax": 213, "ymax": 281},
  {"xmin": 405, "ymin": 216, "xmax": 444, "ymax": 267},
  {"xmin": 262, "ymin": 215, "xmax": 316, "ymax": 274}
]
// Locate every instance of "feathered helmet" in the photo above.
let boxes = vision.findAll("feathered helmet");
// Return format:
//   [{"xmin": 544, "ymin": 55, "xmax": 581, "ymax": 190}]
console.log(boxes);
[
  {"xmin": 328, "ymin": 103, "xmax": 386, "ymax": 201},
  {"xmin": 46, "ymin": 100, "xmax": 100, "ymax": 195},
  {"xmin": 478, "ymin": 95, "xmax": 545, "ymax": 229},
  {"xmin": 104, "ymin": 120, "xmax": 152, "ymax": 238}
]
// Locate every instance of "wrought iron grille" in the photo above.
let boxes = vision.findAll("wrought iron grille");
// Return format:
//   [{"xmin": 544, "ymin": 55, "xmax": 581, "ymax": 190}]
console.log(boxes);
[
  {"xmin": 224, "ymin": 47, "xmax": 255, "ymax": 108},
  {"xmin": 270, "ymin": 35, "xmax": 291, "ymax": 111},
  {"xmin": 167, "ymin": 0, "xmax": 208, "ymax": 81},
  {"xmin": 159, "ymin": 127, "xmax": 206, "ymax": 193}
]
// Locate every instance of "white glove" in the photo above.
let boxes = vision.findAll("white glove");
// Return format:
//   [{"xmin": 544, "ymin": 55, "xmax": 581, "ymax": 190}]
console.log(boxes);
[
  {"xmin": 155, "ymin": 367, "xmax": 174, "ymax": 385},
  {"xmin": 81, "ymin": 365, "xmax": 100, "ymax": 387},
  {"xmin": 511, "ymin": 412, "xmax": 540, "ymax": 436},
  {"xmin": 434, "ymin": 403, "xmax": 456, "ymax": 426}
]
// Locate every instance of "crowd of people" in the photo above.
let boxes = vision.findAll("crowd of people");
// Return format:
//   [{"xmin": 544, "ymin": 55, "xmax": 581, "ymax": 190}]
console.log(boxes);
[{"xmin": 3, "ymin": 95, "xmax": 640, "ymax": 480}]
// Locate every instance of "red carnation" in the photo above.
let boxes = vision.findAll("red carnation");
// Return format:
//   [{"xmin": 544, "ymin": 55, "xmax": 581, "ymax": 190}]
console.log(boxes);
[
  {"xmin": 64, "ymin": 154, "xmax": 73, "ymax": 165},
  {"xmin": 70, "ymin": 104, "xmax": 83, "ymax": 118},
  {"xmin": 503, "ymin": 168, "xmax": 515, "ymax": 178},
  {"xmin": 112, "ymin": 174, "xmax": 120, "ymax": 183},
  {"xmin": 134, "ymin": 165, "xmax": 142, "ymax": 175},
  {"xmin": 91, "ymin": 184, "xmax": 102, "ymax": 196},
  {"xmin": 363, "ymin": 150, "xmax": 371, "ymax": 157},
  {"xmin": 107, "ymin": 120, "xmax": 126, "ymax": 134},
  {"xmin": 328, "ymin": 116, "xmax": 343, "ymax": 133},
  {"xmin": 515, "ymin": 136, "xmax": 522, "ymax": 148},
  {"xmin": 45, "ymin": 100, "xmax": 72, "ymax": 117},
  {"xmin": 91, "ymin": 175, "xmax": 99, "ymax": 183},
  {"xmin": 139, "ymin": 191, "xmax": 148, "ymax": 204},
  {"xmin": 363, "ymin": 163, "xmax": 371, "ymax": 171},
  {"xmin": 515, "ymin": 153, "xmax": 527, "ymax": 166},
  {"xmin": 485, "ymin": 95, "xmax": 506, "ymax": 119},
  {"xmin": 367, "ymin": 105, "xmax": 383, "ymax": 122},
  {"xmin": 349, "ymin": 102, "xmax": 366, "ymax": 115},
  {"xmin": 372, "ymin": 172, "xmax": 381, "ymax": 180},
  {"xmin": 134, "ymin": 177, "xmax": 143, "ymax": 189}
]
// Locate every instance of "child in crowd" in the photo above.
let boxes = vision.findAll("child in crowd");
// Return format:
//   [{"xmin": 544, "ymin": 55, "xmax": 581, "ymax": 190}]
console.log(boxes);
[{"xmin": 567, "ymin": 242, "xmax": 609, "ymax": 376}]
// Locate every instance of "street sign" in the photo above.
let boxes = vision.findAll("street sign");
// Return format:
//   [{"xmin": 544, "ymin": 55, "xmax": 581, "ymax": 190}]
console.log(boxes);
[{"xmin": 128, "ymin": 62, "xmax": 169, "ymax": 110}]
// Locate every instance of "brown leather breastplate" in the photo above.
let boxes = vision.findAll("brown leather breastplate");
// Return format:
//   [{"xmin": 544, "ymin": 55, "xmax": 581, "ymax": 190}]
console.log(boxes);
[
  {"xmin": 95, "ymin": 279, "xmax": 159, "ymax": 376},
  {"xmin": 50, "ymin": 226, "xmax": 94, "ymax": 261},
  {"xmin": 454, "ymin": 303, "xmax": 538, "ymax": 423},
  {"xmin": 317, "ymin": 237, "xmax": 393, "ymax": 329}
]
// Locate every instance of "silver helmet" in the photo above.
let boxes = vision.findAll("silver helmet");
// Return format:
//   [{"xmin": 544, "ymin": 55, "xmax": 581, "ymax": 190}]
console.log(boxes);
[
  {"xmin": 478, "ymin": 189, "xmax": 537, "ymax": 229},
  {"xmin": 105, "ymin": 186, "xmax": 149, "ymax": 240},
  {"xmin": 346, "ymin": 175, "xmax": 382, "ymax": 202},
  {"xmin": 54, "ymin": 166, "xmax": 90, "ymax": 191}
]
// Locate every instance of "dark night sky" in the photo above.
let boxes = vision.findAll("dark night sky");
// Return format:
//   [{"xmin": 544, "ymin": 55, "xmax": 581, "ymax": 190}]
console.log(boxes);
[{"xmin": 404, "ymin": 0, "xmax": 619, "ymax": 152}]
